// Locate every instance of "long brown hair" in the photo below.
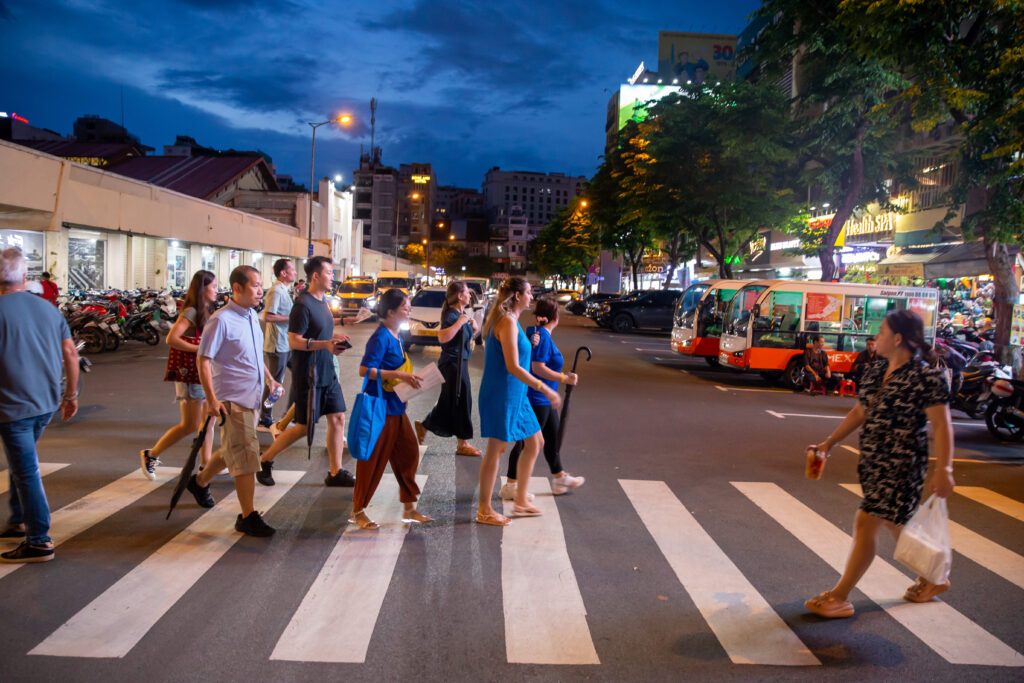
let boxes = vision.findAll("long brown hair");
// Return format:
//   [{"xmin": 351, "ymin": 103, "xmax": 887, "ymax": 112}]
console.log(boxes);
[
  {"xmin": 181, "ymin": 269, "xmax": 215, "ymax": 330},
  {"xmin": 441, "ymin": 280, "xmax": 468, "ymax": 320},
  {"xmin": 884, "ymin": 308, "xmax": 937, "ymax": 366},
  {"xmin": 482, "ymin": 276, "xmax": 529, "ymax": 338}
]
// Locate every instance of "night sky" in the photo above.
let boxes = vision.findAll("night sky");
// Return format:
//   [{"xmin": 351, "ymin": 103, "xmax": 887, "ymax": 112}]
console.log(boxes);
[{"xmin": 2, "ymin": 0, "xmax": 760, "ymax": 189}]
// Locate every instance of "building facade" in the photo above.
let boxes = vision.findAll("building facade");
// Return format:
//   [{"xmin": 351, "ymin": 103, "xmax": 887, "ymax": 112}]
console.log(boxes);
[{"xmin": 482, "ymin": 167, "xmax": 585, "ymax": 228}]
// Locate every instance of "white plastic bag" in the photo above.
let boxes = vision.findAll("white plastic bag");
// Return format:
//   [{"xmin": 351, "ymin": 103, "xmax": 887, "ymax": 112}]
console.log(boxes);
[{"xmin": 894, "ymin": 495, "xmax": 952, "ymax": 585}]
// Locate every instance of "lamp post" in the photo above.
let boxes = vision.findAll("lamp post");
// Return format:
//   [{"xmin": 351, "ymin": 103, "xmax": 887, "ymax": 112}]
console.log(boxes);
[
  {"xmin": 307, "ymin": 114, "xmax": 352, "ymax": 260},
  {"xmin": 422, "ymin": 238, "xmax": 429, "ymax": 283},
  {"xmin": 395, "ymin": 192, "xmax": 420, "ymax": 269}
]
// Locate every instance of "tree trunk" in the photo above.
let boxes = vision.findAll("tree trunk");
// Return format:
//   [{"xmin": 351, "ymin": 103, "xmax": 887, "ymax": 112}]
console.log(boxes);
[
  {"xmin": 820, "ymin": 127, "xmax": 866, "ymax": 282},
  {"xmin": 662, "ymin": 233, "xmax": 682, "ymax": 289},
  {"xmin": 983, "ymin": 232, "xmax": 1017, "ymax": 365}
]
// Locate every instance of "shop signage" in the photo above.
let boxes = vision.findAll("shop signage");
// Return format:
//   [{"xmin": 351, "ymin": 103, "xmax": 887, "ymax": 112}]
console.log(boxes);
[
  {"xmin": 1010, "ymin": 304, "xmax": 1023, "ymax": 347},
  {"xmin": 492, "ymin": 272, "xmax": 509, "ymax": 279},
  {"xmin": 877, "ymin": 288, "xmax": 938, "ymax": 299},
  {"xmin": 411, "ymin": 175, "xmax": 431, "ymax": 184},
  {"xmin": 845, "ymin": 211, "xmax": 897, "ymax": 242},
  {"xmin": 877, "ymin": 262, "xmax": 924, "ymax": 278},
  {"xmin": 747, "ymin": 232, "xmax": 770, "ymax": 265}
]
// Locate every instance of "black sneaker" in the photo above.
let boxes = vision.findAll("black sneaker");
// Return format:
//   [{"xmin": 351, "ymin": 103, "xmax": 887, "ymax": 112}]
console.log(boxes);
[
  {"xmin": 140, "ymin": 449, "xmax": 160, "ymax": 481},
  {"xmin": 324, "ymin": 469, "xmax": 356, "ymax": 487},
  {"xmin": 186, "ymin": 474, "xmax": 215, "ymax": 508},
  {"xmin": 235, "ymin": 511, "xmax": 275, "ymax": 537},
  {"xmin": 256, "ymin": 461, "xmax": 275, "ymax": 487},
  {"xmin": 0, "ymin": 524, "xmax": 26, "ymax": 540},
  {"xmin": 0, "ymin": 541, "xmax": 54, "ymax": 563}
]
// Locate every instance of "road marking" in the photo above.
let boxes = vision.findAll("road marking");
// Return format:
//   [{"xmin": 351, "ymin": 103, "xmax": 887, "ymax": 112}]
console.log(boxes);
[
  {"xmin": 957, "ymin": 487, "xmax": 1024, "ymax": 523},
  {"xmin": 621, "ymin": 480, "xmax": 819, "ymax": 666},
  {"xmin": 840, "ymin": 484, "xmax": 1024, "ymax": 592},
  {"xmin": 270, "ymin": 475, "xmax": 428, "ymax": 663},
  {"xmin": 840, "ymin": 445, "xmax": 1014, "ymax": 465},
  {"xmin": 733, "ymin": 482, "xmax": 1024, "ymax": 666},
  {"xmin": 30, "ymin": 469, "xmax": 303, "ymax": 658},
  {"xmin": 765, "ymin": 411, "xmax": 844, "ymax": 420},
  {"xmin": 0, "ymin": 462, "xmax": 69, "ymax": 495},
  {"xmin": 715, "ymin": 385, "xmax": 787, "ymax": 394},
  {"xmin": 841, "ymin": 445, "xmax": 859, "ymax": 454},
  {"xmin": 500, "ymin": 477, "xmax": 600, "ymax": 665},
  {"xmin": 0, "ymin": 467, "xmax": 178, "ymax": 582}
]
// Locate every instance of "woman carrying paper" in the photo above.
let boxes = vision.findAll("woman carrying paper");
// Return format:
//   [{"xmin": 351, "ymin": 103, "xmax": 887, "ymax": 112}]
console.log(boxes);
[
  {"xmin": 415, "ymin": 281, "xmax": 481, "ymax": 456},
  {"xmin": 804, "ymin": 309, "xmax": 954, "ymax": 618},
  {"xmin": 353, "ymin": 289, "xmax": 432, "ymax": 529}
]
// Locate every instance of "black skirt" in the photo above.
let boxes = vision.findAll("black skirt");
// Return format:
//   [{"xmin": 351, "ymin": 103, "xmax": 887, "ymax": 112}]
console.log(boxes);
[{"xmin": 421, "ymin": 360, "xmax": 473, "ymax": 440}]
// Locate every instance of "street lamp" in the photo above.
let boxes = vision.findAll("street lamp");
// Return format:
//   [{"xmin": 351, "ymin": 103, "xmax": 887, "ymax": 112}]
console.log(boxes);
[
  {"xmin": 395, "ymin": 192, "xmax": 423, "ymax": 268},
  {"xmin": 422, "ymin": 238, "xmax": 429, "ymax": 281},
  {"xmin": 580, "ymin": 200, "xmax": 588, "ymax": 208},
  {"xmin": 307, "ymin": 114, "xmax": 353, "ymax": 259}
]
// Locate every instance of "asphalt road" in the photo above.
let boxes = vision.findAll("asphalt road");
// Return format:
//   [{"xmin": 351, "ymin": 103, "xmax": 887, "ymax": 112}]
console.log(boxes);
[{"xmin": 1, "ymin": 310, "xmax": 1022, "ymax": 682}]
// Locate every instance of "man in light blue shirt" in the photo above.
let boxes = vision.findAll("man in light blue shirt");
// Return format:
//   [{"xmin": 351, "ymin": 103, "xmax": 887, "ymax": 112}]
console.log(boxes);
[
  {"xmin": 191, "ymin": 265, "xmax": 283, "ymax": 537},
  {"xmin": 259, "ymin": 258, "xmax": 295, "ymax": 427}
]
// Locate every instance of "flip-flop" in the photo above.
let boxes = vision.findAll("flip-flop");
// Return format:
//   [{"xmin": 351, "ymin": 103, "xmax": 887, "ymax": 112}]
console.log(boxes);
[
  {"xmin": 455, "ymin": 445, "xmax": 482, "ymax": 456},
  {"xmin": 348, "ymin": 515, "xmax": 379, "ymax": 530},
  {"xmin": 904, "ymin": 579, "xmax": 950, "ymax": 603},
  {"xmin": 403, "ymin": 511, "xmax": 433, "ymax": 524},
  {"xmin": 476, "ymin": 511, "xmax": 511, "ymax": 526},
  {"xmin": 512, "ymin": 505, "xmax": 543, "ymax": 518}
]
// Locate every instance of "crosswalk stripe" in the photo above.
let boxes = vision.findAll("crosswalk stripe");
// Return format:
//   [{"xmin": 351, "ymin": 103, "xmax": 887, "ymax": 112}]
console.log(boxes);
[
  {"xmin": 0, "ymin": 463, "xmax": 70, "ymax": 495},
  {"xmin": 270, "ymin": 475, "xmax": 428, "ymax": 663},
  {"xmin": 29, "ymin": 469, "xmax": 304, "ymax": 659},
  {"xmin": 621, "ymin": 479, "xmax": 819, "ymax": 666},
  {"xmin": 957, "ymin": 487, "xmax": 1024, "ymax": 523},
  {"xmin": 501, "ymin": 477, "xmax": 600, "ymax": 665},
  {"xmin": 733, "ymin": 482, "xmax": 1024, "ymax": 667},
  {"xmin": 0, "ymin": 466, "xmax": 178, "ymax": 582},
  {"xmin": 840, "ymin": 484, "xmax": 1024, "ymax": 592}
]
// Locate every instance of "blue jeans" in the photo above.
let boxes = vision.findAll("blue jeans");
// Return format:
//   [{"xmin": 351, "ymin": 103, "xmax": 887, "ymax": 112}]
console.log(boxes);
[{"xmin": 0, "ymin": 412, "xmax": 54, "ymax": 545}]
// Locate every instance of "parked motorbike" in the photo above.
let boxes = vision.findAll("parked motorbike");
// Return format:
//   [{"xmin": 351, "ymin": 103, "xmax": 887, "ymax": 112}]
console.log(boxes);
[
  {"xmin": 985, "ymin": 377, "xmax": 1024, "ymax": 442},
  {"xmin": 951, "ymin": 361, "xmax": 1006, "ymax": 419}
]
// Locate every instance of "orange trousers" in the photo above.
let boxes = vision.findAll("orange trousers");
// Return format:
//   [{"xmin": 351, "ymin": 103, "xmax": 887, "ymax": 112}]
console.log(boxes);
[{"xmin": 353, "ymin": 414, "xmax": 421, "ymax": 510}]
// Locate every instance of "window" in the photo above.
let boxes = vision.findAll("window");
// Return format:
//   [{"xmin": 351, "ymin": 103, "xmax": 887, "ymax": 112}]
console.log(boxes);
[{"xmin": 753, "ymin": 290, "xmax": 803, "ymax": 349}]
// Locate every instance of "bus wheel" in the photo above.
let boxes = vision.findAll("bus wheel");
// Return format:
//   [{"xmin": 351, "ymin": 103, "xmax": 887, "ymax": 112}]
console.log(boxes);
[
  {"xmin": 705, "ymin": 356, "xmax": 720, "ymax": 368},
  {"xmin": 782, "ymin": 357, "xmax": 805, "ymax": 392}
]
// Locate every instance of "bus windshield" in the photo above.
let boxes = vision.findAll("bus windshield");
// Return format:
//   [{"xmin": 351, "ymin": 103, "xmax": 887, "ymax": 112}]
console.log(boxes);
[
  {"xmin": 378, "ymin": 277, "xmax": 413, "ymax": 290},
  {"xmin": 697, "ymin": 287, "xmax": 739, "ymax": 336},
  {"xmin": 725, "ymin": 284, "xmax": 769, "ymax": 335},
  {"xmin": 336, "ymin": 281, "xmax": 374, "ymax": 294},
  {"xmin": 674, "ymin": 282, "xmax": 709, "ymax": 328}
]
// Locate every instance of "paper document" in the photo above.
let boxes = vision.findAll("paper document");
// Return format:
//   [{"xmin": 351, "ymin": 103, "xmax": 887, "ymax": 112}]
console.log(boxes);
[
  {"xmin": 394, "ymin": 362, "xmax": 445, "ymax": 402},
  {"xmin": 473, "ymin": 307, "xmax": 485, "ymax": 327},
  {"xmin": 354, "ymin": 307, "xmax": 374, "ymax": 323}
]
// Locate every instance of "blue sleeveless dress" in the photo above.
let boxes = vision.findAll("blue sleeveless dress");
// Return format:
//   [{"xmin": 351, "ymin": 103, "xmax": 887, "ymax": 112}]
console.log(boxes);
[{"xmin": 478, "ymin": 319, "xmax": 542, "ymax": 442}]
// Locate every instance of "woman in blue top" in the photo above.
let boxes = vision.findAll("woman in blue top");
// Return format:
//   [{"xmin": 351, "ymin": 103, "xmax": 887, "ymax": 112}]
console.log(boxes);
[
  {"xmin": 504, "ymin": 297, "xmax": 583, "ymax": 499},
  {"xmin": 353, "ymin": 289, "xmax": 431, "ymax": 530},
  {"xmin": 477, "ymin": 277, "xmax": 561, "ymax": 525}
]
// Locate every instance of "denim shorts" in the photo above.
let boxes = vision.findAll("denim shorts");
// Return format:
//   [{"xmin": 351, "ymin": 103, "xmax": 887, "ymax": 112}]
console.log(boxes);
[{"xmin": 174, "ymin": 382, "xmax": 206, "ymax": 401}]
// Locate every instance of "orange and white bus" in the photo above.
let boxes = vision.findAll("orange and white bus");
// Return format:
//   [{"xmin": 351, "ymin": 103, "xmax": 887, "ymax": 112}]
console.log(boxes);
[
  {"xmin": 718, "ymin": 281, "xmax": 939, "ymax": 388},
  {"xmin": 671, "ymin": 280, "xmax": 752, "ymax": 366}
]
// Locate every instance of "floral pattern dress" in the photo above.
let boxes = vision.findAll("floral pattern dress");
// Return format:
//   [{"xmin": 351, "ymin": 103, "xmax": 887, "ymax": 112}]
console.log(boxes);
[{"xmin": 856, "ymin": 358, "xmax": 949, "ymax": 525}]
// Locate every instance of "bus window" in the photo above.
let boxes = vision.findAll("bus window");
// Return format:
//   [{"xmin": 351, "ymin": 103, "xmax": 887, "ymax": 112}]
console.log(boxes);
[
  {"xmin": 843, "ymin": 296, "xmax": 865, "ymax": 332},
  {"xmin": 865, "ymin": 297, "xmax": 906, "ymax": 335},
  {"xmin": 909, "ymin": 298, "xmax": 937, "ymax": 338},
  {"xmin": 726, "ymin": 285, "xmax": 769, "ymax": 336},
  {"xmin": 752, "ymin": 290, "xmax": 802, "ymax": 348}
]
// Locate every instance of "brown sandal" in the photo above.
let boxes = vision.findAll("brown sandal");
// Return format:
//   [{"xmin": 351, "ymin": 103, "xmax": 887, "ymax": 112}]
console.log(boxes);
[
  {"xmin": 456, "ymin": 445, "xmax": 482, "ymax": 456},
  {"xmin": 476, "ymin": 511, "xmax": 511, "ymax": 526},
  {"xmin": 804, "ymin": 591, "xmax": 854, "ymax": 618},
  {"xmin": 904, "ymin": 578, "xmax": 950, "ymax": 603}
]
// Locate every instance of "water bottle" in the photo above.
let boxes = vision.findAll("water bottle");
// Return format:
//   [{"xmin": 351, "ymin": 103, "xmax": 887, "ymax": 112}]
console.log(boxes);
[{"xmin": 263, "ymin": 385, "xmax": 283, "ymax": 410}]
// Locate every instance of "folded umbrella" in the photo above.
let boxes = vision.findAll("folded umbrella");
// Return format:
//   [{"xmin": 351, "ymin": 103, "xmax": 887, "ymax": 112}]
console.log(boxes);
[
  {"xmin": 554, "ymin": 346, "xmax": 591, "ymax": 457},
  {"xmin": 306, "ymin": 359, "xmax": 319, "ymax": 459},
  {"xmin": 166, "ymin": 412, "xmax": 224, "ymax": 519}
]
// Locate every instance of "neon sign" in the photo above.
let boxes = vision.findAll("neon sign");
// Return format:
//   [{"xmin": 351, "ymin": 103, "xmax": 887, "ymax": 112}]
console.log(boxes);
[
  {"xmin": 0, "ymin": 112, "xmax": 29, "ymax": 123},
  {"xmin": 411, "ymin": 174, "xmax": 431, "ymax": 184}
]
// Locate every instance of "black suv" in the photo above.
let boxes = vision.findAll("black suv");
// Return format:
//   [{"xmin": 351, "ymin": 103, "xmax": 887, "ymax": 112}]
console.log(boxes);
[{"xmin": 595, "ymin": 289, "xmax": 682, "ymax": 333}]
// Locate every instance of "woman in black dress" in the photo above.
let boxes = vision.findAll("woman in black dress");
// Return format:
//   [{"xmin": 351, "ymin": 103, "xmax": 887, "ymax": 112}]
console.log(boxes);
[
  {"xmin": 415, "ymin": 281, "xmax": 481, "ymax": 456},
  {"xmin": 805, "ymin": 309, "xmax": 955, "ymax": 618}
]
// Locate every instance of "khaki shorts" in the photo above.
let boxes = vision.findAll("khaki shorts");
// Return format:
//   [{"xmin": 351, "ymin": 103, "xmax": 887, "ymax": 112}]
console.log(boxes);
[{"xmin": 219, "ymin": 401, "xmax": 260, "ymax": 477}]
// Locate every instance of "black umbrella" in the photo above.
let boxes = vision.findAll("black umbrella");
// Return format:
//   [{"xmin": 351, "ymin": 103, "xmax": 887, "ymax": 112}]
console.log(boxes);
[
  {"xmin": 453, "ymin": 326, "xmax": 466, "ymax": 405},
  {"xmin": 166, "ymin": 412, "xmax": 224, "ymax": 519},
  {"xmin": 306, "ymin": 360, "xmax": 319, "ymax": 459},
  {"xmin": 554, "ymin": 346, "xmax": 592, "ymax": 457}
]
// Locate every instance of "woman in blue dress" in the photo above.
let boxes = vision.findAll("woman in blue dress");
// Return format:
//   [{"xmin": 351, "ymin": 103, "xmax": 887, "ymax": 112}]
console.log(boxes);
[{"xmin": 476, "ymin": 277, "xmax": 561, "ymax": 525}]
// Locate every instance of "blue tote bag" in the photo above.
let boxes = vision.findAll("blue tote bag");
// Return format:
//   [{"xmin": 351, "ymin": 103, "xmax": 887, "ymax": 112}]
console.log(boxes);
[{"xmin": 346, "ymin": 371, "xmax": 387, "ymax": 461}]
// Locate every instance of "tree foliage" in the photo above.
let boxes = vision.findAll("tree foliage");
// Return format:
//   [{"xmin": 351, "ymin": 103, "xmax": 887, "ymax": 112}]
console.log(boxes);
[{"xmin": 530, "ymin": 198, "xmax": 601, "ymax": 282}]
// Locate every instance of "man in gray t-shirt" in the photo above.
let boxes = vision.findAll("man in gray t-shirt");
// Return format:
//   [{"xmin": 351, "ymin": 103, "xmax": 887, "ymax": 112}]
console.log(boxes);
[
  {"xmin": 0, "ymin": 248, "xmax": 80, "ymax": 564},
  {"xmin": 259, "ymin": 259, "xmax": 296, "ymax": 426}
]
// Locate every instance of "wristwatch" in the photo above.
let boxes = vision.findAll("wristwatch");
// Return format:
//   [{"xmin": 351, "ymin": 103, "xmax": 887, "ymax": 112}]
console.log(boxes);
[{"xmin": 306, "ymin": 338, "xmax": 313, "ymax": 350}]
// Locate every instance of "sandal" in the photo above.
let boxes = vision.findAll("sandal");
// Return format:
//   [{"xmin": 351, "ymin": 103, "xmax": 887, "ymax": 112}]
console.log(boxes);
[
  {"xmin": 348, "ymin": 511, "xmax": 379, "ymax": 530},
  {"xmin": 403, "ymin": 508, "xmax": 433, "ymax": 524},
  {"xmin": 904, "ymin": 578, "xmax": 950, "ymax": 603},
  {"xmin": 455, "ymin": 445, "xmax": 482, "ymax": 457},
  {"xmin": 476, "ymin": 511, "xmax": 511, "ymax": 526},
  {"xmin": 804, "ymin": 591, "xmax": 854, "ymax": 618},
  {"xmin": 512, "ymin": 504, "xmax": 542, "ymax": 518}
]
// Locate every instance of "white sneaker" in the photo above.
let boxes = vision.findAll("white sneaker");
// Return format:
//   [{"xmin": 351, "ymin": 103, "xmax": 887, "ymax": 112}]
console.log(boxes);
[
  {"xmin": 499, "ymin": 482, "xmax": 534, "ymax": 501},
  {"xmin": 552, "ymin": 473, "xmax": 584, "ymax": 495}
]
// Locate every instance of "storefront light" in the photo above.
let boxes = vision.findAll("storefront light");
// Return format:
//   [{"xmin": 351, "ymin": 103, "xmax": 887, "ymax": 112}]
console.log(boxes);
[{"xmin": 170, "ymin": 240, "xmax": 179, "ymax": 247}]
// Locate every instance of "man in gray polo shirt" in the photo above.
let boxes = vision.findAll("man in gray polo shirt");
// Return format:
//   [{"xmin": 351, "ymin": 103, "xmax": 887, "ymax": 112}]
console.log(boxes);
[
  {"xmin": 189, "ymin": 265, "xmax": 283, "ymax": 537},
  {"xmin": 259, "ymin": 258, "xmax": 295, "ymax": 427}
]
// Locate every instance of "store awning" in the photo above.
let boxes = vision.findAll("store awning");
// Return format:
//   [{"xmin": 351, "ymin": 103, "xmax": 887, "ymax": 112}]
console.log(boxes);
[{"xmin": 924, "ymin": 240, "xmax": 1019, "ymax": 279}]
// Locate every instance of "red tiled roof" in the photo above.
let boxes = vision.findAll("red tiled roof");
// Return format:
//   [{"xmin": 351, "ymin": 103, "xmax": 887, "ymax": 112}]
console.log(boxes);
[{"xmin": 107, "ymin": 155, "xmax": 274, "ymax": 200}]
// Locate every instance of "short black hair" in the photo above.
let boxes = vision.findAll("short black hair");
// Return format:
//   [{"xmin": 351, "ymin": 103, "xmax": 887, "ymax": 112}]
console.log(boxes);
[
  {"xmin": 304, "ymin": 255, "xmax": 331, "ymax": 278},
  {"xmin": 42, "ymin": 271, "xmax": 51, "ymax": 279},
  {"xmin": 810, "ymin": 334, "xmax": 823, "ymax": 344},
  {"xmin": 230, "ymin": 265, "xmax": 259, "ymax": 291},
  {"xmin": 378, "ymin": 288, "xmax": 408, "ymax": 318},
  {"xmin": 273, "ymin": 258, "xmax": 291, "ymax": 277},
  {"xmin": 866, "ymin": 336, "xmax": 875, "ymax": 342}
]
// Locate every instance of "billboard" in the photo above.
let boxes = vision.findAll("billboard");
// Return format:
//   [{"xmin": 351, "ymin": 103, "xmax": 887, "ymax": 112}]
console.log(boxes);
[
  {"xmin": 657, "ymin": 32, "xmax": 737, "ymax": 85},
  {"xmin": 617, "ymin": 84, "xmax": 681, "ymax": 131}
]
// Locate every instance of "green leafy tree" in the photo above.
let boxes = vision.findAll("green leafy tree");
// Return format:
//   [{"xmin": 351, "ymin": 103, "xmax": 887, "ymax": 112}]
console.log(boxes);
[
  {"xmin": 399, "ymin": 243, "xmax": 425, "ymax": 266},
  {"xmin": 530, "ymin": 199, "xmax": 601, "ymax": 283},
  {"xmin": 751, "ymin": 0, "xmax": 918, "ymax": 281},
  {"xmin": 836, "ymin": 0, "xmax": 1024, "ymax": 358}
]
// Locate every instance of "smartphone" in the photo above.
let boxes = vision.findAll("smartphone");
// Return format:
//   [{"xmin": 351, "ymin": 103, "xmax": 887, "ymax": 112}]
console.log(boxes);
[{"xmin": 334, "ymin": 339, "xmax": 353, "ymax": 350}]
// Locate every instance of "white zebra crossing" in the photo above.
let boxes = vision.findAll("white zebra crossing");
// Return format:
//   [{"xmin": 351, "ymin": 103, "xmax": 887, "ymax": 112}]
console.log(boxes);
[
  {"xmin": 30, "ymin": 469, "xmax": 304, "ymax": 658},
  {"xmin": 957, "ymin": 486, "xmax": 1024, "ymax": 523},
  {"xmin": 0, "ymin": 466, "xmax": 178, "ymax": 582},
  {"xmin": 0, "ymin": 463, "xmax": 69, "ymax": 495},
  {"xmin": 840, "ymin": 483, "xmax": 1024, "ymax": 592},
  {"xmin": 621, "ymin": 479, "xmax": 819, "ymax": 666},
  {"xmin": 500, "ymin": 477, "xmax": 600, "ymax": 665},
  {"xmin": 734, "ymin": 481, "xmax": 1024, "ymax": 667},
  {"xmin": 270, "ymin": 475, "xmax": 428, "ymax": 663}
]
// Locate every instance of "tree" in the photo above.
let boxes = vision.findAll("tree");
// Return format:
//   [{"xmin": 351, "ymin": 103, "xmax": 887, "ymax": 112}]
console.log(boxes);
[
  {"xmin": 751, "ymin": 0, "xmax": 918, "ymax": 281},
  {"xmin": 530, "ymin": 199, "xmax": 601, "ymax": 283},
  {"xmin": 624, "ymin": 81, "xmax": 804, "ymax": 279},
  {"xmin": 399, "ymin": 243, "xmax": 425, "ymax": 266},
  {"xmin": 836, "ymin": 0, "xmax": 1024, "ymax": 359}
]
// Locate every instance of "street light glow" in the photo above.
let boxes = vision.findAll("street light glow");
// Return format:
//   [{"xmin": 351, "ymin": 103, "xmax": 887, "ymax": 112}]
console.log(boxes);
[
  {"xmin": 337, "ymin": 114, "xmax": 352, "ymax": 124},
  {"xmin": 449, "ymin": 234, "xmax": 455, "ymax": 240},
  {"xmin": 411, "ymin": 193, "xmax": 420, "ymax": 200},
  {"xmin": 422, "ymin": 239, "xmax": 427, "ymax": 245},
  {"xmin": 334, "ymin": 174, "xmax": 342, "ymax": 183},
  {"xmin": 580, "ymin": 200, "xmax": 588, "ymax": 208}
]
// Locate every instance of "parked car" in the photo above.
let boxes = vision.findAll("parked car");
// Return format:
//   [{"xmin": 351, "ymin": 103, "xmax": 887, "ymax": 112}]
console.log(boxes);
[
  {"xmin": 569, "ymin": 292, "xmax": 620, "ymax": 317},
  {"xmin": 401, "ymin": 286, "xmax": 483, "ymax": 348},
  {"xmin": 554, "ymin": 289, "xmax": 579, "ymax": 304},
  {"xmin": 595, "ymin": 289, "xmax": 682, "ymax": 333}
]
